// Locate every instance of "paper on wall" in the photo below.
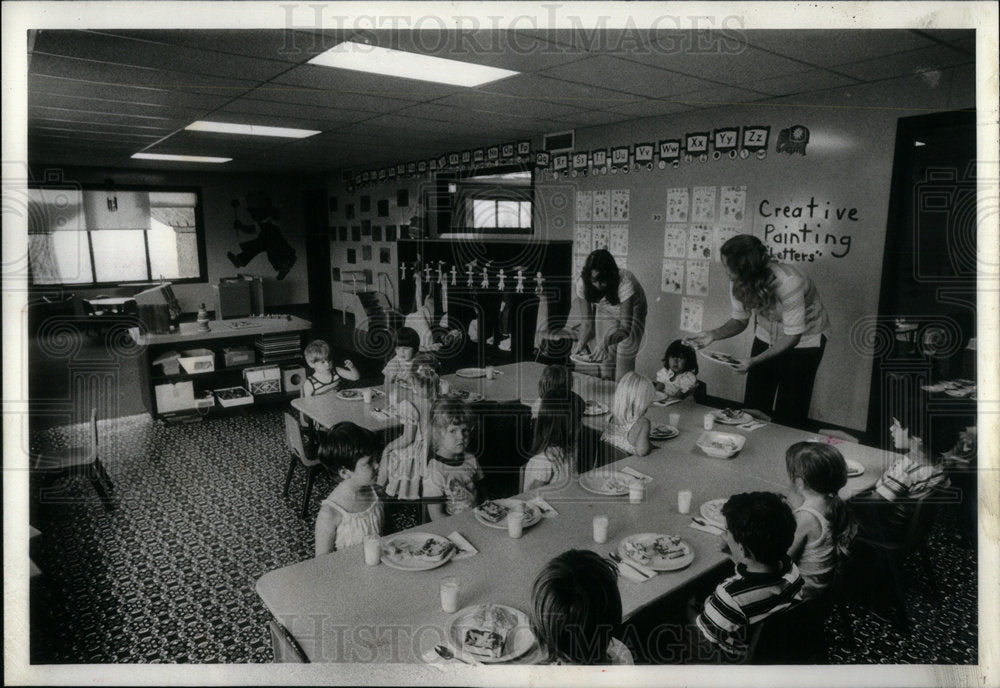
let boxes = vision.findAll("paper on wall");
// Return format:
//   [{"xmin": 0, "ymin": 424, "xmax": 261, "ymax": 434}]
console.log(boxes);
[
  {"xmin": 666, "ymin": 187, "xmax": 689, "ymax": 222},
  {"xmin": 691, "ymin": 186, "xmax": 717, "ymax": 222},
  {"xmin": 686, "ymin": 259, "xmax": 710, "ymax": 297},
  {"xmin": 661, "ymin": 258, "xmax": 684, "ymax": 294},
  {"xmin": 610, "ymin": 224, "xmax": 628, "ymax": 256},
  {"xmin": 573, "ymin": 253, "xmax": 587, "ymax": 283},
  {"xmin": 611, "ymin": 189, "xmax": 630, "ymax": 221},
  {"xmin": 687, "ymin": 224, "xmax": 713, "ymax": 260},
  {"xmin": 576, "ymin": 191, "xmax": 593, "ymax": 221},
  {"xmin": 680, "ymin": 297, "xmax": 704, "ymax": 333},
  {"xmin": 720, "ymin": 186, "xmax": 747, "ymax": 222},
  {"xmin": 613, "ymin": 253, "xmax": 628, "ymax": 270},
  {"xmin": 663, "ymin": 224, "xmax": 687, "ymax": 258},
  {"xmin": 575, "ymin": 223, "xmax": 592, "ymax": 251},
  {"xmin": 593, "ymin": 190, "xmax": 611, "ymax": 221},
  {"xmin": 714, "ymin": 225, "xmax": 740, "ymax": 262},
  {"xmin": 591, "ymin": 223, "xmax": 609, "ymax": 251}
]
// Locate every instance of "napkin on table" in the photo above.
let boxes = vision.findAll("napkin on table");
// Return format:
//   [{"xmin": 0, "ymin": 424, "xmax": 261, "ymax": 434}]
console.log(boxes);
[
  {"xmin": 620, "ymin": 466, "xmax": 653, "ymax": 483},
  {"xmin": 653, "ymin": 398, "xmax": 682, "ymax": 407},
  {"xmin": 737, "ymin": 420, "xmax": 767, "ymax": 431},
  {"xmin": 615, "ymin": 561, "xmax": 650, "ymax": 583},
  {"xmin": 446, "ymin": 532, "xmax": 479, "ymax": 559},
  {"xmin": 689, "ymin": 520, "xmax": 725, "ymax": 536},
  {"xmin": 527, "ymin": 496, "xmax": 558, "ymax": 518}
]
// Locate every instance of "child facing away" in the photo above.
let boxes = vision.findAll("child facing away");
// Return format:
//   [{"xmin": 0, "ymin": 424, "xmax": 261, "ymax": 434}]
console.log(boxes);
[
  {"xmin": 785, "ymin": 442, "xmax": 858, "ymax": 600},
  {"xmin": 530, "ymin": 364, "xmax": 580, "ymax": 418},
  {"xmin": 523, "ymin": 394, "xmax": 586, "ymax": 493},
  {"xmin": 377, "ymin": 365, "xmax": 438, "ymax": 501},
  {"xmin": 691, "ymin": 491, "xmax": 803, "ymax": 661},
  {"xmin": 423, "ymin": 398, "xmax": 483, "ymax": 520},
  {"xmin": 314, "ymin": 422, "xmax": 385, "ymax": 557},
  {"xmin": 655, "ymin": 339, "xmax": 699, "ymax": 400},
  {"xmin": 530, "ymin": 549, "xmax": 634, "ymax": 665},
  {"xmin": 302, "ymin": 339, "xmax": 360, "ymax": 398},
  {"xmin": 382, "ymin": 327, "xmax": 419, "ymax": 398},
  {"xmin": 601, "ymin": 372, "xmax": 655, "ymax": 456}
]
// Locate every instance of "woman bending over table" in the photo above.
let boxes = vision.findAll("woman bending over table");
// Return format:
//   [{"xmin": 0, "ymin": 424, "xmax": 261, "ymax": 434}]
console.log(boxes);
[
  {"xmin": 690, "ymin": 234, "xmax": 829, "ymax": 429},
  {"xmin": 571, "ymin": 250, "xmax": 648, "ymax": 382}
]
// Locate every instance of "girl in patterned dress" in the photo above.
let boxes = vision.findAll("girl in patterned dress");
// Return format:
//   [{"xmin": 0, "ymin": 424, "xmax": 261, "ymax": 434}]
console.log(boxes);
[{"xmin": 377, "ymin": 365, "xmax": 438, "ymax": 502}]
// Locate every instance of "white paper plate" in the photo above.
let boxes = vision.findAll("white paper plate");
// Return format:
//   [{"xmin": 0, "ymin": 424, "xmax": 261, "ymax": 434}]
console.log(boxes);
[
  {"xmin": 712, "ymin": 409, "xmax": 753, "ymax": 425},
  {"xmin": 649, "ymin": 424, "xmax": 679, "ymax": 440},
  {"xmin": 473, "ymin": 499, "xmax": 542, "ymax": 530},
  {"xmin": 380, "ymin": 533, "xmax": 455, "ymax": 571},
  {"xmin": 447, "ymin": 389, "xmax": 486, "ymax": 403},
  {"xmin": 698, "ymin": 349, "xmax": 741, "ymax": 368},
  {"xmin": 456, "ymin": 368, "xmax": 486, "ymax": 379},
  {"xmin": 447, "ymin": 604, "xmax": 536, "ymax": 664},
  {"xmin": 336, "ymin": 389, "xmax": 362, "ymax": 401},
  {"xmin": 579, "ymin": 470, "xmax": 633, "ymax": 495},
  {"xmin": 699, "ymin": 498, "xmax": 727, "ymax": 528},
  {"xmin": 619, "ymin": 533, "xmax": 694, "ymax": 571},
  {"xmin": 583, "ymin": 401, "xmax": 609, "ymax": 416},
  {"xmin": 845, "ymin": 459, "xmax": 865, "ymax": 477}
]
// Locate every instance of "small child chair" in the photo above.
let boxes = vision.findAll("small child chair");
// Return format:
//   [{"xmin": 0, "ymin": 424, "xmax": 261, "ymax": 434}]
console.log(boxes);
[{"xmin": 283, "ymin": 412, "xmax": 322, "ymax": 518}]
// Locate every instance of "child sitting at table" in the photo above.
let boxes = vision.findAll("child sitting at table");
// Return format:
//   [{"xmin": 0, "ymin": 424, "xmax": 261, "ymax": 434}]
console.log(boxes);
[
  {"xmin": 377, "ymin": 365, "xmax": 438, "ymax": 503},
  {"xmin": 654, "ymin": 339, "xmax": 699, "ymax": 400},
  {"xmin": 423, "ymin": 398, "xmax": 482, "ymax": 520},
  {"xmin": 530, "ymin": 549, "xmax": 634, "ymax": 665},
  {"xmin": 691, "ymin": 491, "xmax": 803, "ymax": 661},
  {"xmin": 523, "ymin": 394, "xmax": 585, "ymax": 493},
  {"xmin": 601, "ymin": 372, "xmax": 655, "ymax": 456},
  {"xmin": 302, "ymin": 339, "xmax": 360, "ymax": 398},
  {"xmin": 530, "ymin": 364, "xmax": 581, "ymax": 418},
  {"xmin": 314, "ymin": 422, "xmax": 385, "ymax": 557},
  {"xmin": 784, "ymin": 442, "xmax": 857, "ymax": 600},
  {"xmin": 382, "ymin": 327, "xmax": 419, "ymax": 398}
]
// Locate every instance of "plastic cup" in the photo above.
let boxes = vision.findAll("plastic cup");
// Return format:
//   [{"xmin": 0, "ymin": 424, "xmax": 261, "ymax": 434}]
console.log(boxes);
[
  {"xmin": 678, "ymin": 490, "xmax": 693, "ymax": 515},
  {"xmin": 669, "ymin": 412, "xmax": 681, "ymax": 428},
  {"xmin": 593, "ymin": 515, "xmax": 609, "ymax": 544},
  {"xmin": 507, "ymin": 507, "xmax": 525, "ymax": 538},
  {"xmin": 703, "ymin": 413, "xmax": 715, "ymax": 430},
  {"xmin": 439, "ymin": 379, "xmax": 451, "ymax": 395},
  {"xmin": 362, "ymin": 388, "xmax": 373, "ymax": 404},
  {"xmin": 440, "ymin": 576, "xmax": 460, "ymax": 613},
  {"xmin": 629, "ymin": 481, "xmax": 646, "ymax": 504},
  {"xmin": 363, "ymin": 535, "xmax": 381, "ymax": 565},
  {"xmin": 486, "ymin": 366, "xmax": 496, "ymax": 380}
]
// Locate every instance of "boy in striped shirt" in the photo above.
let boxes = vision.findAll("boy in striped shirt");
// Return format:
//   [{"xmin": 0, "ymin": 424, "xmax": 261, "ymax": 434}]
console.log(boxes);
[{"xmin": 693, "ymin": 492, "xmax": 803, "ymax": 660}]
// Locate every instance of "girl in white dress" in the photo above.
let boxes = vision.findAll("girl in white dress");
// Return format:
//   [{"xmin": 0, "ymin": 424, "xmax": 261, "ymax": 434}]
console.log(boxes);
[
  {"xmin": 600, "ymin": 372, "xmax": 655, "ymax": 456},
  {"xmin": 314, "ymin": 422, "xmax": 385, "ymax": 556}
]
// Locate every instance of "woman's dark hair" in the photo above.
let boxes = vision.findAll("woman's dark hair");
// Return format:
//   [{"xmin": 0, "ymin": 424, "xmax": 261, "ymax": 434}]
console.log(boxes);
[
  {"xmin": 530, "ymin": 394, "xmax": 585, "ymax": 458},
  {"xmin": 785, "ymin": 442, "xmax": 858, "ymax": 564},
  {"xmin": 720, "ymin": 234, "xmax": 774, "ymax": 311},
  {"xmin": 721, "ymin": 492, "xmax": 796, "ymax": 568},
  {"xmin": 664, "ymin": 339, "xmax": 698, "ymax": 375},
  {"xmin": 394, "ymin": 327, "xmax": 420, "ymax": 351},
  {"xmin": 530, "ymin": 549, "xmax": 622, "ymax": 665},
  {"xmin": 580, "ymin": 249, "xmax": 622, "ymax": 305},
  {"xmin": 317, "ymin": 422, "xmax": 383, "ymax": 478}
]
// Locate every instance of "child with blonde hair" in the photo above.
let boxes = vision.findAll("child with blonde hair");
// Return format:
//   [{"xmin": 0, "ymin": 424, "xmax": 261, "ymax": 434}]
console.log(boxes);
[
  {"xmin": 377, "ymin": 365, "xmax": 438, "ymax": 501},
  {"xmin": 523, "ymin": 395, "xmax": 585, "ymax": 493},
  {"xmin": 423, "ymin": 398, "xmax": 482, "ymax": 520},
  {"xmin": 301, "ymin": 339, "xmax": 359, "ymax": 398},
  {"xmin": 601, "ymin": 372, "xmax": 655, "ymax": 456}
]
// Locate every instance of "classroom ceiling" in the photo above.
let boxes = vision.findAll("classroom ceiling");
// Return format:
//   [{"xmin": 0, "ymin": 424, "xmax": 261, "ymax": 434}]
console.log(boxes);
[{"xmin": 26, "ymin": 28, "xmax": 974, "ymax": 174}]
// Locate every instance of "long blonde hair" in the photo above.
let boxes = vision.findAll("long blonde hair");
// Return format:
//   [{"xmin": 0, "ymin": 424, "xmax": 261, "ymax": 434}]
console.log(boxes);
[{"xmin": 611, "ymin": 372, "xmax": 655, "ymax": 426}]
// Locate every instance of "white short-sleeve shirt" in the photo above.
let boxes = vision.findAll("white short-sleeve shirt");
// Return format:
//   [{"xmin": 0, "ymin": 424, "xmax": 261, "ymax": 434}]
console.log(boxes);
[{"xmin": 729, "ymin": 263, "xmax": 829, "ymax": 347}]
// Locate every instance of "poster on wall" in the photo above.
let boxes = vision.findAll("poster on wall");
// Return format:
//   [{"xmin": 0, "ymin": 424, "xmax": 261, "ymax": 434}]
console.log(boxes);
[
  {"xmin": 687, "ymin": 225, "xmax": 714, "ymax": 260},
  {"xmin": 592, "ymin": 190, "xmax": 611, "ymax": 221},
  {"xmin": 572, "ymin": 253, "xmax": 587, "ymax": 282},
  {"xmin": 611, "ymin": 190, "xmax": 630, "ymax": 221},
  {"xmin": 663, "ymin": 224, "xmax": 687, "ymax": 258},
  {"xmin": 714, "ymin": 225, "xmax": 740, "ymax": 260},
  {"xmin": 226, "ymin": 190, "xmax": 297, "ymax": 281},
  {"xmin": 691, "ymin": 186, "xmax": 717, "ymax": 222},
  {"xmin": 686, "ymin": 260, "xmax": 710, "ymax": 296},
  {"xmin": 574, "ymin": 223, "xmax": 592, "ymax": 250},
  {"xmin": 666, "ymin": 187, "xmax": 689, "ymax": 222},
  {"xmin": 576, "ymin": 191, "xmax": 593, "ymax": 221},
  {"xmin": 610, "ymin": 224, "xmax": 628, "ymax": 256},
  {"xmin": 680, "ymin": 296, "xmax": 704, "ymax": 333},
  {"xmin": 720, "ymin": 185, "xmax": 747, "ymax": 222},
  {"xmin": 661, "ymin": 258, "xmax": 684, "ymax": 294},
  {"xmin": 591, "ymin": 223, "xmax": 609, "ymax": 251}
]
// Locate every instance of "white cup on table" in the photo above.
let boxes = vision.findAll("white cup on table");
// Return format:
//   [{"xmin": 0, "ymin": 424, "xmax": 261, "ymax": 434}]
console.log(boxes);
[
  {"xmin": 677, "ymin": 490, "xmax": 693, "ymax": 515},
  {"xmin": 486, "ymin": 366, "xmax": 496, "ymax": 380},
  {"xmin": 363, "ymin": 535, "xmax": 381, "ymax": 566},
  {"xmin": 362, "ymin": 388, "xmax": 373, "ymax": 404},
  {"xmin": 703, "ymin": 413, "xmax": 715, "ymax": 430},
  {"xmin": 507, "ymin": 506, "xmax": 525, "ymax": 538},
  {"xmin": 629, "ymin": 481, "xmax": 645, "ymax": 504},
  {"xmin": 440, "ymin": 576, "xmax": 460, "ymax": 613},
  {"xmin": 669, "ymin": 412, "xmax": 681, "ymax": 428},
  {"xmin": 593, "ymin": 515, "xmax": 609, "ymax": 544},
  {"xmin": 439, "ymin": 379, "xmax": 451, "ymax": 395}
]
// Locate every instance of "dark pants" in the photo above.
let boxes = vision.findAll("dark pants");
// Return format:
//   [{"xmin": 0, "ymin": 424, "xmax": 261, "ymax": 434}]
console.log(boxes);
[{"xmin": 744, "ymin": 336, "xmax": 826, "ymax": 430}]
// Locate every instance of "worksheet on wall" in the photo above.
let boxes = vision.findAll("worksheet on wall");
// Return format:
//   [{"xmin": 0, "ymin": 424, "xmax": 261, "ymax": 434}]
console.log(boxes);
[
  {"xmin": 592, "ymin": 190, "xmax": 611, "ymax": 221},
  {"xmin": 663, "ymin": 224, "xmax": 687, "ymax": 258},
  {"xmin": 714, "ymin": 225, "xmax": 740, "ymax": 261},
  {"xmin": 576, "ymin": 190, "xmax": 592, "ymax": 221},
  {"xmin": 591, "ymin": 223, "xmax": 609, "ymax": 251},
  {"xmin": 575, "ymin": 223, "xmax": 592, "ymax": 251},
  {"xmin": 691, "ymin": 186, "xmax": 717, "ymax": 222},
  {"xmin": 661, "ymin": 258, "xmax": 684, "ymax": 294},
  {"xmin": 686, "ymin": 259, "xmax": 710, "ymax": 296},
  {"xmin": 573, "ymin": 253, "xmax": 587, "ymax": 284},
  {"xmin": 666, "ymin": 187, "xmax": 689, "ymax": 222},
  {"xmin": 611, "ymin": 189, "xmax": 630, "ymax": 221},
  {"xmin": 680, "ymin": 296, "xmax": 704, "ymax": 333},
  {"xmin": 687, "ymin": 224, "xmax": 714, "ymax": 260},
  {"xmin": 719, "ymin": 185, "xmax": 747, "ymax": 222},
  {"xmin": 610, "ymin": 224, "xmax": 629, "ymax": 256}
]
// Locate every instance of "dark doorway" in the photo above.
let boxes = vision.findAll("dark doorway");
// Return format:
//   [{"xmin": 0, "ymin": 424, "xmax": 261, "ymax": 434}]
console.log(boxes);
[{"xmin": 303, "ymin": 188, "xmax": 332, "ymax": 329}]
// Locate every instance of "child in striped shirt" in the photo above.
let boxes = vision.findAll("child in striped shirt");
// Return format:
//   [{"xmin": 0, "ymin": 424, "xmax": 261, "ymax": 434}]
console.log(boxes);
[
  {"xmin": 873, "ymin": 417, "xmax": 950, "ymax": 502},
  {"xmin": 692, "ymin": 492, "xmax": 803, "ymax": 660}
]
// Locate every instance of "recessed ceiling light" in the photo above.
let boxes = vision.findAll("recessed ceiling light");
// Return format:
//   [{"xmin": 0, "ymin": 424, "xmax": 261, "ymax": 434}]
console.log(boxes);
[
  {"xmin": 308, "ymin": 41, "xmax": 518, "ymax": 87},
  {"xmin": 185, "ymin": 121, "xmax": 321, "ymax": 138},
  {"xmin": 132, "ymin": 153, "xmax": 232, "ymax": 163}
]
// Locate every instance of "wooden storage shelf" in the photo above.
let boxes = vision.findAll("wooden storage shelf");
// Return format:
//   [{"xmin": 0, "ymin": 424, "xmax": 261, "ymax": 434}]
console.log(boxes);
[{"xmin": 132, "ymin": 316, "xmax": 312, "ymax": 420}]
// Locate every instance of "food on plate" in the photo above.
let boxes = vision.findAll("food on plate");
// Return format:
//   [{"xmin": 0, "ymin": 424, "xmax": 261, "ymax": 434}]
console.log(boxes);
[
  {"xmin": 623, "ymin": 536, "xmax": 688, "ymax": 564},
  {"xmin": 476, "ymin": 501, "xmax": 510, "ymax": 524},
  {"xmin": 339, "ymin": 390, "xmax": 358, "ymax": 398},
  {"xmin": 704, "ymin": 437, "xmax": 740, "ymax": 452},
  {"xmin": 718, "ymin": 408, "xmax": 745, "ymax": 420},
  {"xmin": 603, "ymin": 476, "xmax": 629, "ymax": 493},
  {"xmin": 384, "ymin": 537, "xmax": 454, "ymax": 562},
  {"xmin": 704, "ymin": 351, "xmax": 740, "ymax": 365},
  {"xmin": 463, "ymin": 605, "xmax": 518, "ymax": 658}
]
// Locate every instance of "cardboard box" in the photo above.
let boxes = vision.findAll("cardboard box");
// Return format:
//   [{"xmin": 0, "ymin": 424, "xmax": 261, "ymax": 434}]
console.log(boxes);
[
  {"xmin": 223, "ymin": 346, "xmax": 255, "ymax": 367},
  {"xmin": 179, "ymin": 348, "xmax": 215, "ymax": 374},
  {"xmin": 244, "ymin": 365, "xmax": 282, "ymax": 395},
  {"xmin": 153, "ymin": 350, "xmax": 182, "ymax": 376},
  {"xmin": 215, "ymin": 386, "xmax": 254, "ymax": 407},
  {"xmin": 155, "ymin": 381, "xmax": 196, "ymax": 413}
]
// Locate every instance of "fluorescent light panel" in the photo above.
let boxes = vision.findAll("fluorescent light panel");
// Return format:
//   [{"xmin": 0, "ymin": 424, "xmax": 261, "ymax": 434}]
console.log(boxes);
[
  {"xmin": 309, "ymin": 41, "xmax": 518, "ymax": 87},
  {"xmin": 185, "ymin": 121, "xmax": 320, "ymax": 138},
  {"xmin": 132, "ymin": 153, "xmax": 231, "ymax": 163}
]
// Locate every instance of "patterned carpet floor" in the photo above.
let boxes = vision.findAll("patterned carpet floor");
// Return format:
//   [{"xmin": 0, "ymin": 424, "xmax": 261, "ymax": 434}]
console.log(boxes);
[{"xmin": 28, "ymin": 409, "xmax": 978, "ymax": 664}]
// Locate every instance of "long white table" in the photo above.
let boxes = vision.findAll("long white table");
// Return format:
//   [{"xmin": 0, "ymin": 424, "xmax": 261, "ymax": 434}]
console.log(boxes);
[{"xmin": 258, "ymin": 363, "xmax": 894, "ymax": 663}]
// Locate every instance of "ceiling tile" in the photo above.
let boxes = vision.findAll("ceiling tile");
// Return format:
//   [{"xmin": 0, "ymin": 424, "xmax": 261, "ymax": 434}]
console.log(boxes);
[
  {"xmin": 92, "ymin": 29, "xmax": 352, "ymax": 63},
  {"xmin": 627, "ymin": 45, "xmax": 810, "ymax": 85},
  {"xmin": 601, "ymin": 98, "xmax": 694, "ymax": 120},
  {"xmin": 431, "ymin": 91, "xmax": 587, "ymax": 120},
  {"xmin": 29, "ymin": 93, "xmax": 202, "ymax": 121},
  {"xmin": 834, "ymin": 44, "xmax": 973, "ymax": 82},
  {"xmin": 272, "ymin": 63, "xmax": 464, "ymax": 102},
  {"xmin": 549, "ymin": 109, "xmax": 638, "ymax": 127},
  {"xmin": 479, "ymin": 74, "xmax": 630, "ymax": 110},
  {"xmin": 215, "ymin": 97, "xmax": 372, "ymax": 128},
  {"xmin": 669, "ymin": 85, "xmax": 766, "ymax": 109},
  {"xmin": 538, "ymin": 55, "xmax": 708, "ymax": 97},
  {"xmin": 239, "ymin": 83, "xmax": 412, "ymax": 115},
  {"xmin": 29, "ymin": 107, "xmax": 186, "ymax": 131},
  {"xmin": 28, "ymin": 74, "xmax": 235, "ymax": 111},
  {"xmin": 749, "ymin": 68, "xmax": 860, "ymax": 97},
  {"xmin": 743, "ymin": 30, "xmax": 937, "ymax": 68}
]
